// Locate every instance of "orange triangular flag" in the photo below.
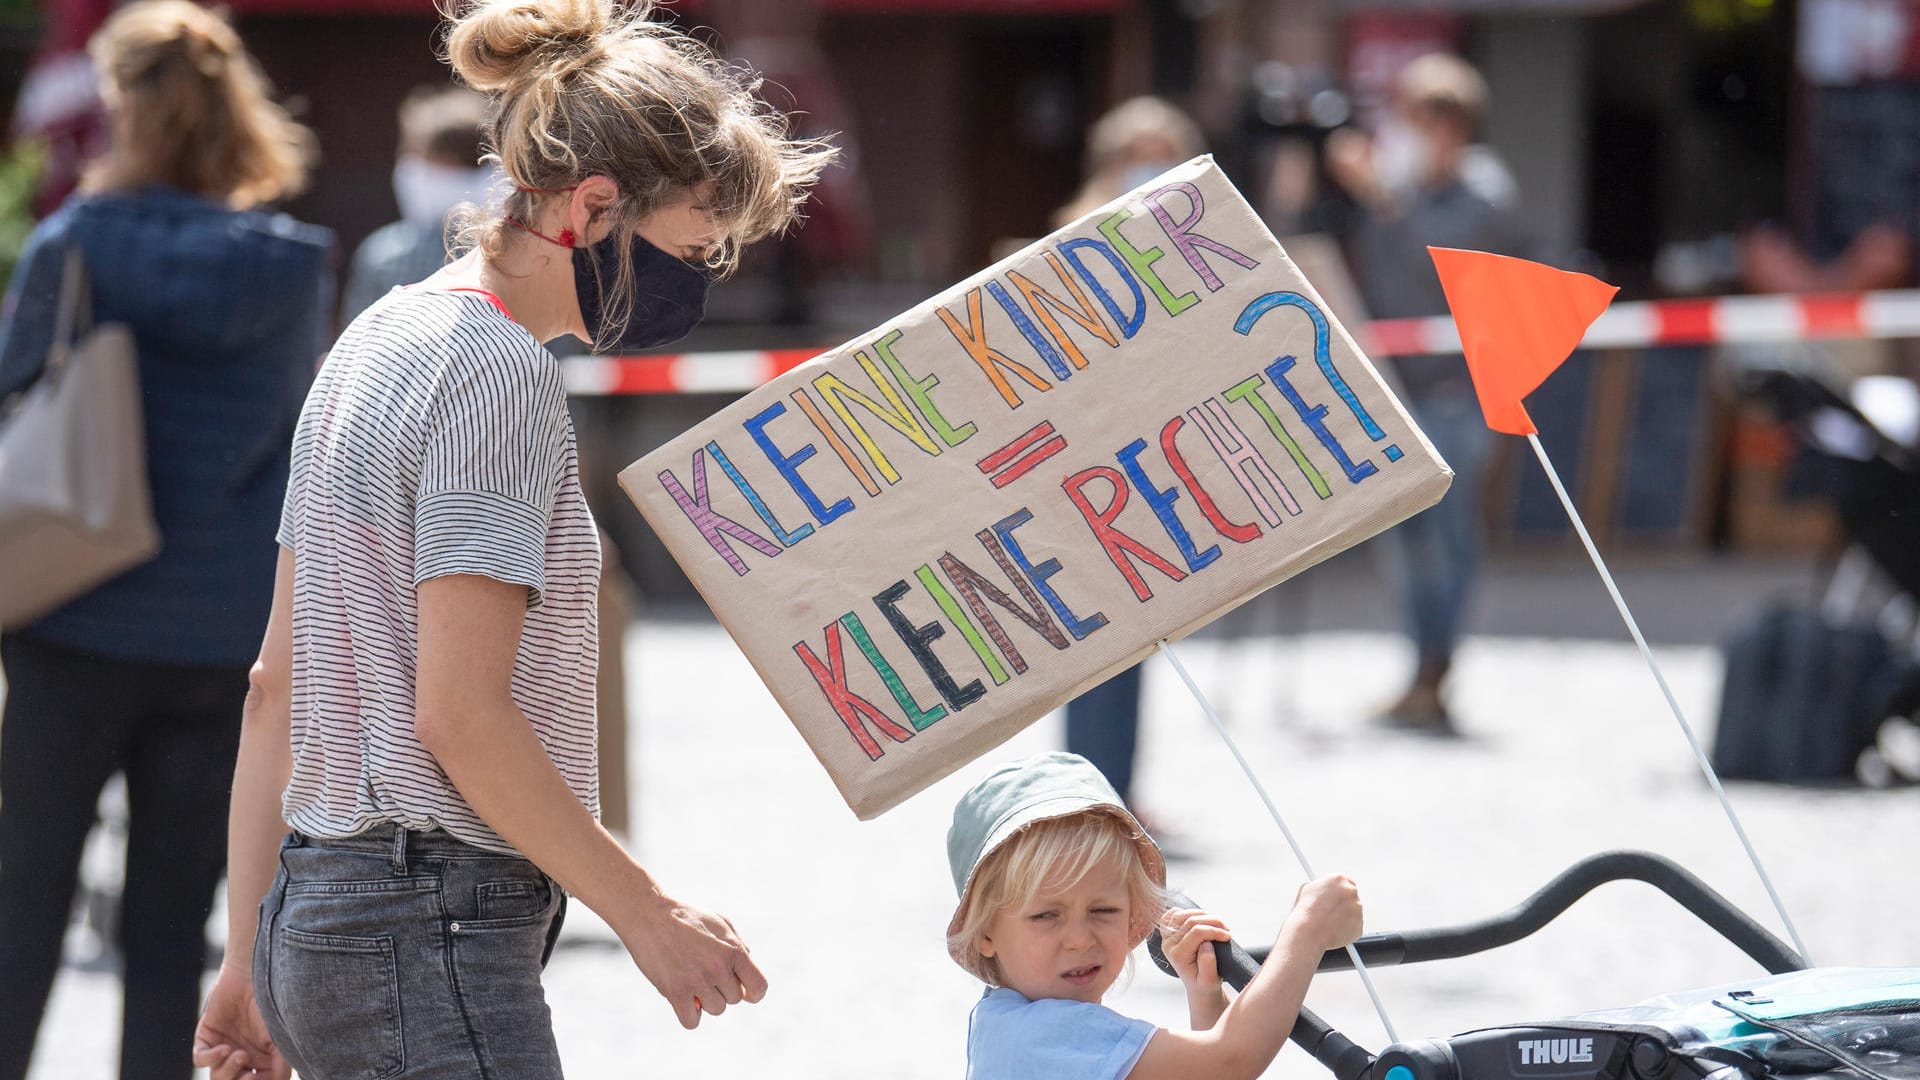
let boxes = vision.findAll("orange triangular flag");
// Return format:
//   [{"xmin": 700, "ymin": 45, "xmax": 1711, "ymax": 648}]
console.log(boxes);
[{"xmin": 1428, "ymin": 247, "xmax": 1618, "ymax": 436}]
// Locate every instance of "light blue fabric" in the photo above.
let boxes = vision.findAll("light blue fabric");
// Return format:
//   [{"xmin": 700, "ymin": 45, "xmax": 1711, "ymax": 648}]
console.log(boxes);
[{"xmin": 965, "ymin": 987, "xmax": 1157, "ymax": 1080}]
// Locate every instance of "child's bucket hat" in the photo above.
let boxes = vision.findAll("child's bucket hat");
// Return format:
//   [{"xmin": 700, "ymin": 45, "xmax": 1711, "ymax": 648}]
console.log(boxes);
[{"xmin": 946, "ymin": 751, "xmax": 1166, "ymax": 981}]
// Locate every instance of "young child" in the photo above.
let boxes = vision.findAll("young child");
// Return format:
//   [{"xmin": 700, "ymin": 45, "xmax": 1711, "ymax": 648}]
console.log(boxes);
[{"xmin": 948, "ymin": 751, "xmax": 1363, "ymax": 1079}]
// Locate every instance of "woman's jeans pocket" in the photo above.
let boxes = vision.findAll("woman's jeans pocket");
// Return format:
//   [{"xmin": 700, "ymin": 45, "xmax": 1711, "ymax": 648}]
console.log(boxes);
[
  {"xmin": 254, "ymin": 829, "xmax": 566, "ymax": 1079},
  {"xmin": 260, "ymin": 869, "xmax": 430, "ymax": 1080},
  {"xmin": 476, "ymin": 878, "xmax": 547, "ymax": 921},
  {"xmin": 270, "ymin": 926, "xmax": 405, "ymax": 1080}
]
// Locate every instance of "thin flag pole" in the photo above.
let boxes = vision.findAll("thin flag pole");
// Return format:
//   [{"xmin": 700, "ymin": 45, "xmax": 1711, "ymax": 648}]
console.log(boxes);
[
  {"xmin": 1523, "ymin": 432, "xmax": 1812, "ymax": 965},
  {"xmin": 1157, "ymin": 639, "xmax": 1402, "ymax": 1044}
]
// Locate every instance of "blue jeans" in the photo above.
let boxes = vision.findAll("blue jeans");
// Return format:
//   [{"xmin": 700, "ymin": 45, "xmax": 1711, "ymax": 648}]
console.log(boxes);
[
  {"xmin": 1380, "ymin": 385, "xmax": 1492, "ymax": 663},
  {"xmin": 254, "ymin": 826, "xmax": 568, "ymax": 1079},
  {"xmin": 1066, "ymin": 664, "xmax": 1142, "ymax": 801}
]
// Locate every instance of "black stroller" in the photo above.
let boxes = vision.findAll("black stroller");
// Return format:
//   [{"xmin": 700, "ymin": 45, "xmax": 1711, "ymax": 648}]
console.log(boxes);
[
  {"xmin": 1151, "ymin": 851, "xmax": 1920, "ymax": 1078},
  {"xmin": 1710, "ymin": 368, "xmax": 1920, "ymax": 784},
  {"xmin": 1742, "ymin": 367, "xmax": 1920, "ymax": 608}
]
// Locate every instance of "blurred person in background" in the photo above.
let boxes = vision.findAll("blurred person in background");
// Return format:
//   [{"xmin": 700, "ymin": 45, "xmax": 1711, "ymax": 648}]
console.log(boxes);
[
  {"xmin": 1053, "ymin": 96, "xmax": 1204, "ymax": 228},
  {"xmin": 340, "ymin": 84, "xmax": 493, "ymax": 324},
  {"xmin": 1055, "ymin": 96, "xmax": 1203, "ymax": 841},
  {"xmin": 0, "ymin": 3, "xmax": 334, "ymax": 1077},
  {"xmin": 1326, "ymin": 53, "xmax": 1531, "ymax": 735},
  {"xmin": 1740, "ymin": 219, "xmax": 1912, "ymax": 296},
  {"xmin": 192, "ymin": 0, "xmax": 832, "ymax": 1075}
]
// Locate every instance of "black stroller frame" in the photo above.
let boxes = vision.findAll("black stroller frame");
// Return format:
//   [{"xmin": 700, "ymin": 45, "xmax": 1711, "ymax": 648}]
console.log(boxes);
[
  {"xmin": 1743, "ymin": 366, "xmax": 1920, "ymax": 629},
  {"xmin": 1737, "ymin": 366, "xmax": 1920, "ymax": 780},
  {"xmin": 1149, "ymin": 850, "xmax": 1809, "ymax": 1080}
]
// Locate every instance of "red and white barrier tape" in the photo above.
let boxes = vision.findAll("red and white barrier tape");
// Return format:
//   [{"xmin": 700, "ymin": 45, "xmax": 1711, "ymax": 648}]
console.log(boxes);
[
  {"xmin": 562, "ymin": 288, "xmax": 1920, "ymax": 396},
  {"xmin": 563, "ymin": 346, "xmax": 821, "ymax": 396}
]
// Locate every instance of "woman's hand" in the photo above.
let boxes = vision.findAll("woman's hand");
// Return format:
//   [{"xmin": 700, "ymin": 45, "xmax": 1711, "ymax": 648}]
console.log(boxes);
[
  {"xmin": 1160, "ymin": 908, "xmax": 1232, "ymax": 1030},
  {"xmin": 192, "ymin": 964, "xmax": 289, "ymax": 1080},
  {"xmin": 617, "ymin": 894, "xmax": 768, "ymax": 1030}
]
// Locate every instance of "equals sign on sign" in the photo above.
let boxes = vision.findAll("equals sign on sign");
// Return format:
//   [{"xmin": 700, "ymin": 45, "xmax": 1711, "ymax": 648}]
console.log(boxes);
[{"xmin": 976, "ymin": 422, "xmax": 1069, "ymax": 488}]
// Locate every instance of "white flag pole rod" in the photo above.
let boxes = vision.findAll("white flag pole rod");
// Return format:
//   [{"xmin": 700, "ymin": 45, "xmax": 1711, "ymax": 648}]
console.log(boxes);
[
  {"xmin": 1523, "ymin": 431, "xmax": 1812, "ymax": 964},
  {"xmin": 1157, "ymin": 639, "xmax": 1402, "ymax": 1044}
]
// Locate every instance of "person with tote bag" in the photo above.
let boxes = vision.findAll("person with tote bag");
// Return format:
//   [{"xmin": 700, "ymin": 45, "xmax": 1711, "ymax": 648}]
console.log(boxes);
[
  {"xmin": 0, "ymin": 4, "xmax": 333, "ymax": 1077},
  {"xmin": 0, "ymin": 245, "xmax": 159, "ymax": 627}
]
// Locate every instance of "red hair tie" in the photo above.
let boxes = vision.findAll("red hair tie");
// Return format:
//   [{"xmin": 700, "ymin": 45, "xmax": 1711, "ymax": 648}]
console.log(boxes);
[
  {"xmin": 509, "ymin": 185, "xmax": 580, "ymax": 247},
  {"xmin": 506, "ymin": 216, "xmax": 576, "ymax": 249}
]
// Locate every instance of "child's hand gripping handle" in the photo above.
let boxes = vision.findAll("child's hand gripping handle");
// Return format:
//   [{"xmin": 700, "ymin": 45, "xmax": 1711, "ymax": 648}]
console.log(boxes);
[
  {"xmin": 1148, "ymin": 918, "xmax": 1258, "ymax": 988},
  {"xmin": 1148, "ymin": 893, "xmax": 1377, "ymax": 1080}
]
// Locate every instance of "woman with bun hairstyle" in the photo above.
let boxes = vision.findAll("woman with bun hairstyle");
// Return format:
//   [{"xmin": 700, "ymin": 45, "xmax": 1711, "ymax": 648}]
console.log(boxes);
[
  {"xmin": 0, "ymin": 3, "xmax": 331, "ymax": 1078},
  {"xmin": 193, "ymin": 2, "xmax": 833, "ymax": 1076}
]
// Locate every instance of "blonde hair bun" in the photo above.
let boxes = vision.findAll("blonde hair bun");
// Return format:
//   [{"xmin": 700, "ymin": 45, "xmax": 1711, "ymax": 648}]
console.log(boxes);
[
  {"xmin": 437, "ymin": 0, "xmax": 837, "ymax": 348},
  {"xmin": 445, "ymin": 0, "xmax": 623, "ymax": 92}
]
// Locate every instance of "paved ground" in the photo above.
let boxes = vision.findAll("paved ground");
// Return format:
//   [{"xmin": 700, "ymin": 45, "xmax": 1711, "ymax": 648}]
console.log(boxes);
[{"xmin": 24, "ymin": 549, "xmax": 1920, "ymax": 1079}]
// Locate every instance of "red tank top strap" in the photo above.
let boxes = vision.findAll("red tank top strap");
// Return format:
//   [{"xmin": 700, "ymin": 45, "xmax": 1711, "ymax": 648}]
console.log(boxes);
[{"xmin": 443, "ymin": 287, "xmax": 515, "ymax": 322}]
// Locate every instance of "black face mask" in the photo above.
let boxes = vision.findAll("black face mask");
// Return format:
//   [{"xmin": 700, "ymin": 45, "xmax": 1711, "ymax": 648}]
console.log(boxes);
[{"xmin": 573, "ymin": 231, "xmax": 711, "ymax": 353}]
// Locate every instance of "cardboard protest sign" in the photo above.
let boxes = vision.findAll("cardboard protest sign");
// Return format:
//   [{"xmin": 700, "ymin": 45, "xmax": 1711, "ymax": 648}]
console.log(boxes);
[{"xmin": 620, "ymin": 157, "xmax": 1451, "ymax": 818}]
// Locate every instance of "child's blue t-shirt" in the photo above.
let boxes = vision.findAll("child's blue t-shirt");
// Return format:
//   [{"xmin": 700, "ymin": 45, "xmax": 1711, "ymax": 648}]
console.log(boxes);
[{"xmin": 965, "ymin": 987, "xmax": 1159, "ymax": 1080}]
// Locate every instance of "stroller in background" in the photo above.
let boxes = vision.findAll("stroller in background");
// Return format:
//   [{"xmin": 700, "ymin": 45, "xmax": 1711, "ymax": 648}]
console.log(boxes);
[
  {"xmin": 1742, "ymin": 366, "xmax": 1920, "ymax": 613},
  {"xmin": 1711, "ymin": 367, "xmax": 1920, "ymax": 785},
  {"xmin": 1151, "ymin": 852, "xmax": 1920, "ymax": 1078}
]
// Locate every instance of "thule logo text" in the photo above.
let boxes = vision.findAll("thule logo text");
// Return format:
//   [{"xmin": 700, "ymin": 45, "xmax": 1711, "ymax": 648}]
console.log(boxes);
[{"xmin": 1516, "ymin": 1037, "xmax": 1594, "ymax": 1066}]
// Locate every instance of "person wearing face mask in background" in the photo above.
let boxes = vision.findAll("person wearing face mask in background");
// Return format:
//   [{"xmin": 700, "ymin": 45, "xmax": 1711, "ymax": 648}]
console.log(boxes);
[
  {"xmin": 1051, "ymin": 97, "xmax": 1204, "ymax": 851},
  {"xmin": 1053, "ymin": 97, "xmax": 1203, "ymax": 229},
  {"xmin": 339, "ymin": 85, "xmax": 493, "ymax": 324},
  {"xmin": 1325, "ymin": 53, "xmax": 1534, "ymax": 735}
]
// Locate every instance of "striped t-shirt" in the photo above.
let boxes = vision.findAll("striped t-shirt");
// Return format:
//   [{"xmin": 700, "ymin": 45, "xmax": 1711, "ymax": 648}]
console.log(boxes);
[{"xmin": 277, "ymin": 288, "xmax": 601, "ymax": 853}]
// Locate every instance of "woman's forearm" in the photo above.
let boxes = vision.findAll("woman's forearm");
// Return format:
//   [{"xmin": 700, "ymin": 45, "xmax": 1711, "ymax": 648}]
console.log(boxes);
[
  {"xmin": 222, "ymin": 680, "xmax": 292, "ymax": 969},
  {"xmin": 419, "ymin": 699, "xmax": 662, "ymax": 922},
  {"xmin": 414, "ymin": 573, "xmax": 668, "ymax": 933},
  {"xmin": 413, "ymin": 574, "xmax": 767, "ymax": 1027},
  {"xmin": 223, "ymin": 547, "xmax": 297, "ymax": 972}
]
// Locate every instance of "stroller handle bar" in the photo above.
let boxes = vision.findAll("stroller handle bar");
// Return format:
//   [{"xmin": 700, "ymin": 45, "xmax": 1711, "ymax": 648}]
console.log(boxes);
[
  {"xmin": 1149, "ymin": 850, "xmax": 1806, "ymax": 1080},
  {"xmin": 1304, "ymin": 849, "xmax": 1806, "ymax": 977}
]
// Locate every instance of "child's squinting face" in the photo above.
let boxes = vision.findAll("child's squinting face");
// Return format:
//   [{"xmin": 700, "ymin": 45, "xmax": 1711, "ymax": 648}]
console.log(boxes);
[{"xmin": 977, "ymin": 860, "xmax": 1133, "ymax": 1004}]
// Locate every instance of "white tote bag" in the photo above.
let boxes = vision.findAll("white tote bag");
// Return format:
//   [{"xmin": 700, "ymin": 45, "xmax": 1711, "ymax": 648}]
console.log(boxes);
[{"xmin": 0, "ymin": 248, "xmax": 160, "ymax": 628}]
